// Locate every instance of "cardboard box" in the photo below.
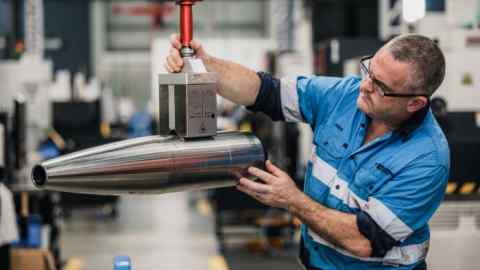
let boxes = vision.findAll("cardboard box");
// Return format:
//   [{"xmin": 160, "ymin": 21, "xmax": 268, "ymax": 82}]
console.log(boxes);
[{"xmin": 11, "ymin": 248, "xmax": 56, "ymax": 270}]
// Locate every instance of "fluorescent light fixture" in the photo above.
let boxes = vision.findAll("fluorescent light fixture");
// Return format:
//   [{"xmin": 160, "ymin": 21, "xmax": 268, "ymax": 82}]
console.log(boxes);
[{"xmin": 403, "ymin": 0, "xmax": 426, "ymax": 23}]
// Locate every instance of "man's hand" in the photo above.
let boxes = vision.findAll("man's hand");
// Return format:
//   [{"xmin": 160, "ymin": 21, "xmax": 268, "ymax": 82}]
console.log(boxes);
[
  {"xmin": 163, "ymin": 33, "xmax": 261, "ymax": 106},
  {"xmin": 239, "ymin": 160, "xmax": 372, "ymax": 257},
  {"xmin": 236, "ymin": 160, "xmax": 302, "ymax": 209},
  {"xmin": 164, "ymin": 33, "xmax": 210, "ymax": 73}
]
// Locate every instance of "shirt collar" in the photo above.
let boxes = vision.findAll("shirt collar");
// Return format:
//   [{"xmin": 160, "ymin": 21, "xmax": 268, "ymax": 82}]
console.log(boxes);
[{"xmin": 395, "ymin": 103, "xmax": 430, "ymax": 141}]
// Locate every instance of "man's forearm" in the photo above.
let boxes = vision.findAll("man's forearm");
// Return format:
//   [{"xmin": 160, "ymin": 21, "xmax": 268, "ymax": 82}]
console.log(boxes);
[
  {"xmin": 203, "ymin": 56, "xmax": 261, "ymax": 106},
  {"xmin": 289, "ymin": 193, "xmax": 372, "ymax": 257}
]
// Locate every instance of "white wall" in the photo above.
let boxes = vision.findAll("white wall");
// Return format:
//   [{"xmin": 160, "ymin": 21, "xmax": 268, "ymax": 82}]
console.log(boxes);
[{"xmin": 414, "ymin": 0, "xmax": 480, "ymax": 111}]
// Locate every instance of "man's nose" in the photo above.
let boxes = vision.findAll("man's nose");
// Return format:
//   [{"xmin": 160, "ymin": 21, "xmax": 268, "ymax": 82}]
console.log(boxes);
[{"xmin": 361, "ymin": 78, "xmax": 374, "ymax": 93}]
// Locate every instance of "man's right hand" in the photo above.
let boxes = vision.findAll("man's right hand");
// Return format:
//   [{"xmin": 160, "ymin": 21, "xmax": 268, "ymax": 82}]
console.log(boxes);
[
  {"xmin": 164, "ymin": 33, "xmax": 210, "ymax": 73},
  {"xmin": 163, "ymin": 33, "xmax": 260, "ymax": 106}
]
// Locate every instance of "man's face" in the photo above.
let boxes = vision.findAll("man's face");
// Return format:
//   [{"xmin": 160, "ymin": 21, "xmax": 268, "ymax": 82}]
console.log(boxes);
[{"xmin": 357, "ymin": 49, "xmax": 413, "ymax": 122}]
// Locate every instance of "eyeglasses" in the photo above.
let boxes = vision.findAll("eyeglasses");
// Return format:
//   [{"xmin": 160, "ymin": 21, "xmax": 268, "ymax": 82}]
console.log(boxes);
[{"xmin": 360, "ymin": 55, "xmax": 430, "ymax": 98}]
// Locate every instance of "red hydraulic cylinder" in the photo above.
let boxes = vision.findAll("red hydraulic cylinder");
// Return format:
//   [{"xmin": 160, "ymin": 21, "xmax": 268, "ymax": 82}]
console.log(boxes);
[{"xmin": 176, "ymin": 0, "xmax": 202, "ymax": 48}]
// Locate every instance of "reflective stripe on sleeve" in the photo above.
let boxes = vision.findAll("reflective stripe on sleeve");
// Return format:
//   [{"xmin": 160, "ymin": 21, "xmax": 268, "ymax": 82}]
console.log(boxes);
[
  {"xmin": 280, "ymin": 77, "xmax": 303, "ymax": 122},
  {"xmin": 364, "ymin": 197, "xmax": 413, "ymax": 241},
  {"xmin": 307, "ymin": 229, "xmax": 428, "ymax": 265}
]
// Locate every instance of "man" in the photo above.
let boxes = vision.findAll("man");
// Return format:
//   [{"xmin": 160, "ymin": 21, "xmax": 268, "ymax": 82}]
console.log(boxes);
[{"xmin": 165, "ymin": 34, "xmax": 449, "ymax": 270}]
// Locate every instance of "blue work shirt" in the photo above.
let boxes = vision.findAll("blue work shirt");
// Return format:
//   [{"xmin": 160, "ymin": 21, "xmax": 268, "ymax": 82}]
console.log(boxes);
[{"xmin": 249, "ymin": 74, "xmax": 450, "ymax": 269}]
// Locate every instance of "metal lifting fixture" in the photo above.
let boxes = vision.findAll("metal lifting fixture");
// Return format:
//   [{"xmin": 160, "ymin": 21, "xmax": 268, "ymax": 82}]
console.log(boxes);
[{"xmin": 158, "ymin": 0, "xmax": 216, "ymax": 139}]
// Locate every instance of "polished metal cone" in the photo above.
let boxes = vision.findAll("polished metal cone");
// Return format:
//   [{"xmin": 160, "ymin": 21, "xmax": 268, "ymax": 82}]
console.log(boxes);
[{"xmin": 31, "ymin": 131, "xmax": 265, "ymax": 195}]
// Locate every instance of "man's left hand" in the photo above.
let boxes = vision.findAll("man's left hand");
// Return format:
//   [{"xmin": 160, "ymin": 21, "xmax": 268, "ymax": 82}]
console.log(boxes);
[{"xmin": 236, "ymin": 160, "xmax": 302, "ymax": 209}]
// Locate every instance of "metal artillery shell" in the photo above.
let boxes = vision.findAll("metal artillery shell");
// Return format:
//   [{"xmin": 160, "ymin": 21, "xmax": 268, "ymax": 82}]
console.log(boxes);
[{"xmin": 31, "ymin": 131, "xmax": 265, "ymax": 196}]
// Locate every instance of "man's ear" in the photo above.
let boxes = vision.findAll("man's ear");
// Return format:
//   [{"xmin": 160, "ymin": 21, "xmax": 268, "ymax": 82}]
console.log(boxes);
[{"xmin": 406, "ymin": 97, "xmax": 428, "ymax": 113}]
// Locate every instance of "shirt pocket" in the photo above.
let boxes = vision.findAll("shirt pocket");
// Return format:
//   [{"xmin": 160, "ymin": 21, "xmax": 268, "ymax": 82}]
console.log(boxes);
[
  {"xmin": 351, "ymin": 163, "xmax": 394, "ymax": 201},
  {"xmin": 314, "ymin": 124, "xmax": 349, "ymax": 164}
]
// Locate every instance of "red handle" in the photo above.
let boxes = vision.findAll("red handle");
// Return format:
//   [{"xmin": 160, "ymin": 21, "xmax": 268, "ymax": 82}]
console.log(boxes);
[{"xmin": 176, "ymin": 0, "xmax": 202, "ymax": 48}]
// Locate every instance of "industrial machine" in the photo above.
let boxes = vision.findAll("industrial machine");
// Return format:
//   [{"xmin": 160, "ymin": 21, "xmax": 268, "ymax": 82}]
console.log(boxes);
[{"xmin": 31, "ymin": 0, "xmax": 266, "ymax": 196}]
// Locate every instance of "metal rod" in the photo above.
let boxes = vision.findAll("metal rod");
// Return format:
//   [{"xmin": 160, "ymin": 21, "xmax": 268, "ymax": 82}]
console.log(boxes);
[
  {"xmin": 176, "ymin": 0, "xmax": 201, "ymax": 57},
  {"xmin": 179, "ymin": 2, "xmax": 193, "ymax": 48},
  {"xmin": 31, "ymin": 131, "xmax": 265, "ymax": 196}
]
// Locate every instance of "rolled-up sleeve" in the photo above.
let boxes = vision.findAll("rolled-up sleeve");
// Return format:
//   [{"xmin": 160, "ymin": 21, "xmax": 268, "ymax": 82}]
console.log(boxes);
[{"xmin": 246, "ymin": 72, "xmax": 284, "ymax": 121}]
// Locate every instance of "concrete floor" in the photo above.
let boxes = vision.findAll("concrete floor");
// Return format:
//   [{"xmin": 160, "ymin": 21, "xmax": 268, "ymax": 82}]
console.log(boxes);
[
  {"xmin": 428, "ymin": 202, "xmax": 480, "ymax": 270},
  {"xmin": 60, "ymin": 194, "xmax": 480, "ymax": 270},
  {"xmin": 60, "ymin": 192, "xmax": 220, "ymax": 270}
]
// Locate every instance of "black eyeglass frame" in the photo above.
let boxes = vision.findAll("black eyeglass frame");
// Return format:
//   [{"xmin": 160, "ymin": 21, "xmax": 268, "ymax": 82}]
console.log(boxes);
[{"xmin": 360, "ymin": 55, "xmax": 430, "ymax": 98}]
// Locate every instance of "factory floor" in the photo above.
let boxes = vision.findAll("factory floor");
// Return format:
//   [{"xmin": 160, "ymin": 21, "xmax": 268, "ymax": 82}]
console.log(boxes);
[
  {"xmin": 60, "ymin": 193, "xmax": 480, "ymax": 270},
  {"xmin": 60, "ymin": 192, "xmax": 220, "ymax": 270}
]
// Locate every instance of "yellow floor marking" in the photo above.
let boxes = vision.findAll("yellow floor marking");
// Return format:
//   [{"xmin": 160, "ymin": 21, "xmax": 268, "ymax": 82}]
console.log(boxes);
[
  {"xmin": 63, "ymin": 258, "xmax": 84, "ymax": 270},
  {"xmin": 459, "ymin": 182, "xmax": 476, "ymax": 194},
  {"xmin": 208, "ymin": 255, "xmax": 229, "ymax": 270},
  {"xmin": 196, "ymin": 197, "xmax": 213, "ymax": 217},
  {"xmin": 446, "ymin": 183, "xmax": 457, "ymax": 194}
]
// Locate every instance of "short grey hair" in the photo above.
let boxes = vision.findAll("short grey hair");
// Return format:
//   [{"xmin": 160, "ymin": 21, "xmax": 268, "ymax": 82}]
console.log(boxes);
[{"xmin": 385, "ymin": 34, "xmax": 445, "ymax": 96}]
